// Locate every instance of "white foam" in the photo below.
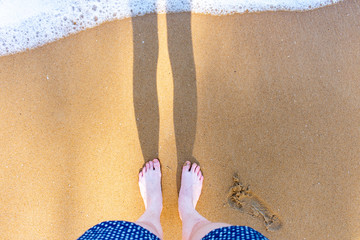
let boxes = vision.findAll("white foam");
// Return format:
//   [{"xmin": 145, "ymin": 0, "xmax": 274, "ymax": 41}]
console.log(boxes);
[{"xmin": 0, "ymin": 0, "xmax": 342, "ymax": 56}]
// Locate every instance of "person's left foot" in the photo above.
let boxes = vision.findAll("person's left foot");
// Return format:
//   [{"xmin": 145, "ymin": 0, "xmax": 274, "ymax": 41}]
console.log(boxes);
[{"xmin": 139, "ymin": 159, "xmax": 163, "ymax": 214}]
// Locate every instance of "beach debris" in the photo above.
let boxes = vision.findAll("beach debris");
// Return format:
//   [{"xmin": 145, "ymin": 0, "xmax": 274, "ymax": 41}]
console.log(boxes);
[{"xmin": 228, "ymin": 174, "xmax": 282, "ymax": 231}]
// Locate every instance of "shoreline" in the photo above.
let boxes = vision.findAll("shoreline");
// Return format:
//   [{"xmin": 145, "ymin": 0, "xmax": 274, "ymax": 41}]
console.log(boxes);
[{"xmin": 1, "ymin": 1, "xmax": 360, "ymax": 239}]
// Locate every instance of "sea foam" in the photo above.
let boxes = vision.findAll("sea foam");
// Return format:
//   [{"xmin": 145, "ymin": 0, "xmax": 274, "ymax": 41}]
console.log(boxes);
[{"xmin": 0, "ymin": 0, "xmax": 341, "ymax": 56}]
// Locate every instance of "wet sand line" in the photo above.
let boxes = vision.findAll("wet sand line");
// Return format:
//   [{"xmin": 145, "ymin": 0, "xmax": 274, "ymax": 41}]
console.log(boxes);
[{"xmin": 1, "ymin": 1, "xmax": 360, "ymax": 239}]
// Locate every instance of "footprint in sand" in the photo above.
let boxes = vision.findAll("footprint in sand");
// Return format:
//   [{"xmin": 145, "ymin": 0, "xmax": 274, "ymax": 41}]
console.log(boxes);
[{"xmin": 228, "ymin": 174, "xmax": 282, "ymax": 231}]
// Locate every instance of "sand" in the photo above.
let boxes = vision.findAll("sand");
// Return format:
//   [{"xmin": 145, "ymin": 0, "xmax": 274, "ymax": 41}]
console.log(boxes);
[{"xmin": 1, "ymin": 0, "xmax": 360, "ymax": 239}]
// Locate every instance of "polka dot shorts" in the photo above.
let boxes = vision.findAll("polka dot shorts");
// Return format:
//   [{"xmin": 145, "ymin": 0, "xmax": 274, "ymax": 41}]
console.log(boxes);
[
  {"xmin": 202, "ymin": 226, "xmax": 269, "ymax": 240},
  {"xmin": 78, "ymin": 221, "xmax": 160, "ymax": 240},
  {"xmin": 77, "ymin": 221, "xmax": 269, "ymax": 240}
]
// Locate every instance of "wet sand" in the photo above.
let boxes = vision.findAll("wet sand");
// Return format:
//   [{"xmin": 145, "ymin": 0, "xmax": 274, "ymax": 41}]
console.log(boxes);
[{"xmin": 1, "ymin": 0, "xmax": 360, "ymax": 239}]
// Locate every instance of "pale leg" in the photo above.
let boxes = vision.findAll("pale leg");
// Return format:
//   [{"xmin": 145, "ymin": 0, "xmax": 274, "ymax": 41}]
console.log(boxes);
[
  {"xmin": 179, "ymin": 161, "xmax": 231, "ymax": 240},
  {"xmin": 135, "ymin": 159, "xmax": 163, "ymax": 239}
]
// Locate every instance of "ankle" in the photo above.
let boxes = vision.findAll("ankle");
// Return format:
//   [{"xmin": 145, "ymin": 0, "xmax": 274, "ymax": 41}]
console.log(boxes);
[
  {"xmin": 145, "ymin": 206, "xmax": 162, "ymax": 217},
  {"xmin": 146, "ymin": 197, "xmax": 163, "ymax": 209},
  {"xmin": 179, "ymin": 206, "xmax": 201, "ymax": 221}
]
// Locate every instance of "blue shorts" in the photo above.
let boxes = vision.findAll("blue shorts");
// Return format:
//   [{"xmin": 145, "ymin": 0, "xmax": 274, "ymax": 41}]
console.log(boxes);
[
  {"xmin": 202, "ymin": 226, "xmax": 269, "ymax": 240},
  {"xmin": 77, "ymin": 221, "xmax": 268, "ymax": 240},
  {"xmin": 78, "ymin": 221, "xmax": 160, "ymax": 240}
]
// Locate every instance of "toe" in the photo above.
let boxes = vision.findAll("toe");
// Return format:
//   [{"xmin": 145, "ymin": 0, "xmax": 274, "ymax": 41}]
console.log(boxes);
[
  {"xmin": 145, "ymin": 162, "xmax": 150, "ymax": 172},
  {"xmin": 191, "ymin": 163, "xmax": 198, "ymax": 172},
  {"xmin": 195, "ymin": 165, "xmax": 201, "ymax": 174},
  {"xmin": 149, "ymin": 160, "xmax": 154, "ymax": 170},
  {"xmin": 183, "ymin": 161, "xmax": 191, "ymax": 171},
  {"xmin": 139, "ymin": 171, "xmax": 143, "ymax": 178},
  {"xmin": 153, "ymin": 159, "xmax": 161, "ymax": 171}
]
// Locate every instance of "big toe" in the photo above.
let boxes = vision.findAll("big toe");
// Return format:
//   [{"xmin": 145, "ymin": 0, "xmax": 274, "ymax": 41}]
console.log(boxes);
[
  {"xmin": 149, "ymin": 160, "xmax": 154, "ymax": 170},
  {"xmin": 183, "ymin": 161, "xmax": 191, "ymax": 171},
  {"xmin": 153, "ymin": 159, "xmax": 161, "ymax": 172}
]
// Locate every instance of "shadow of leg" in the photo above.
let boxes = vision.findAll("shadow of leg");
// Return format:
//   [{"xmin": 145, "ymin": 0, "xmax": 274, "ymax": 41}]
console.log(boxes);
[
  {"xmin": 166, "ymin": 11, "xmax": 198, "ymax": 192},
  {"xmin": 132, "ymin": 14, "xmax": 159, "ymax": 163}
]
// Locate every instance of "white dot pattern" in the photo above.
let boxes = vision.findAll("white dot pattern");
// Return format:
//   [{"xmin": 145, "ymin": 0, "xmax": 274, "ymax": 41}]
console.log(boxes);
[
  {"xmin": 77, "ymin": 221, "xmax": 160, "ymax": 240},
  {"xmin": 78, "ymin": 221, "xmax": 268, "ymax": 240},
  {"xmin": 202, "ymin": 226, "xmax": 269, "ymax": 240}
]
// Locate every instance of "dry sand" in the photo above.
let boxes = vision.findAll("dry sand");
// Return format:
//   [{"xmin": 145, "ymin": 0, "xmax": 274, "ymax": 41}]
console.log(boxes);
[{"xmin": 1, "ymin": 0, "xmax": 360, "ymax": 239}]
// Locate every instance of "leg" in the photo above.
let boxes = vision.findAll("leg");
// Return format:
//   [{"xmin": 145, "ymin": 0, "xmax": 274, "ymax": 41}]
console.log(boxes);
[
  {"xmin": 135, "ymin": 159, "xmax": 163, "ymax": 239},
  {"xmin": 179, "ymin": 161, "xmax": 231, "ymax": 240}
]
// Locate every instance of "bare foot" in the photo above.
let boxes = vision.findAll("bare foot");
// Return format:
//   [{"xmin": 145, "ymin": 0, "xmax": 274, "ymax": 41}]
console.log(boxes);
[
  {"xmin": 178, "ymin": 161, "xmax": 204, "ymax": 219},
  {"xmin": 139, "ymin": 159, "xmax": 163, "ymax": 214}
]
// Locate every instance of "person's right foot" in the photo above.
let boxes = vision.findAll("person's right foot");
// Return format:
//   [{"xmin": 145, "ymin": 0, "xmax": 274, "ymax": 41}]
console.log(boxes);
[
  {"xmin": 138, "ymin": 159, "xmax": 163, "ymax": 214},
  {"xmin": 178, "ymin": 161, "xmax": 204, "ymax": 219}
]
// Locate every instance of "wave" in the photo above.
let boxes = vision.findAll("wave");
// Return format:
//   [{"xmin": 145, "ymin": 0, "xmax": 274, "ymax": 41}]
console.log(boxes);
[{"xmin": 0, "ymin": 0, "xmax": 342, "ymax": 56}]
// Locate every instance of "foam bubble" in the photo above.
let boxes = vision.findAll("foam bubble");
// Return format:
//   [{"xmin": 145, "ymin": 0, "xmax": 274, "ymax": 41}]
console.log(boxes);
[{"xmin": 0, "ymin": 0, "xmax": 342, "ymax": 56}]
